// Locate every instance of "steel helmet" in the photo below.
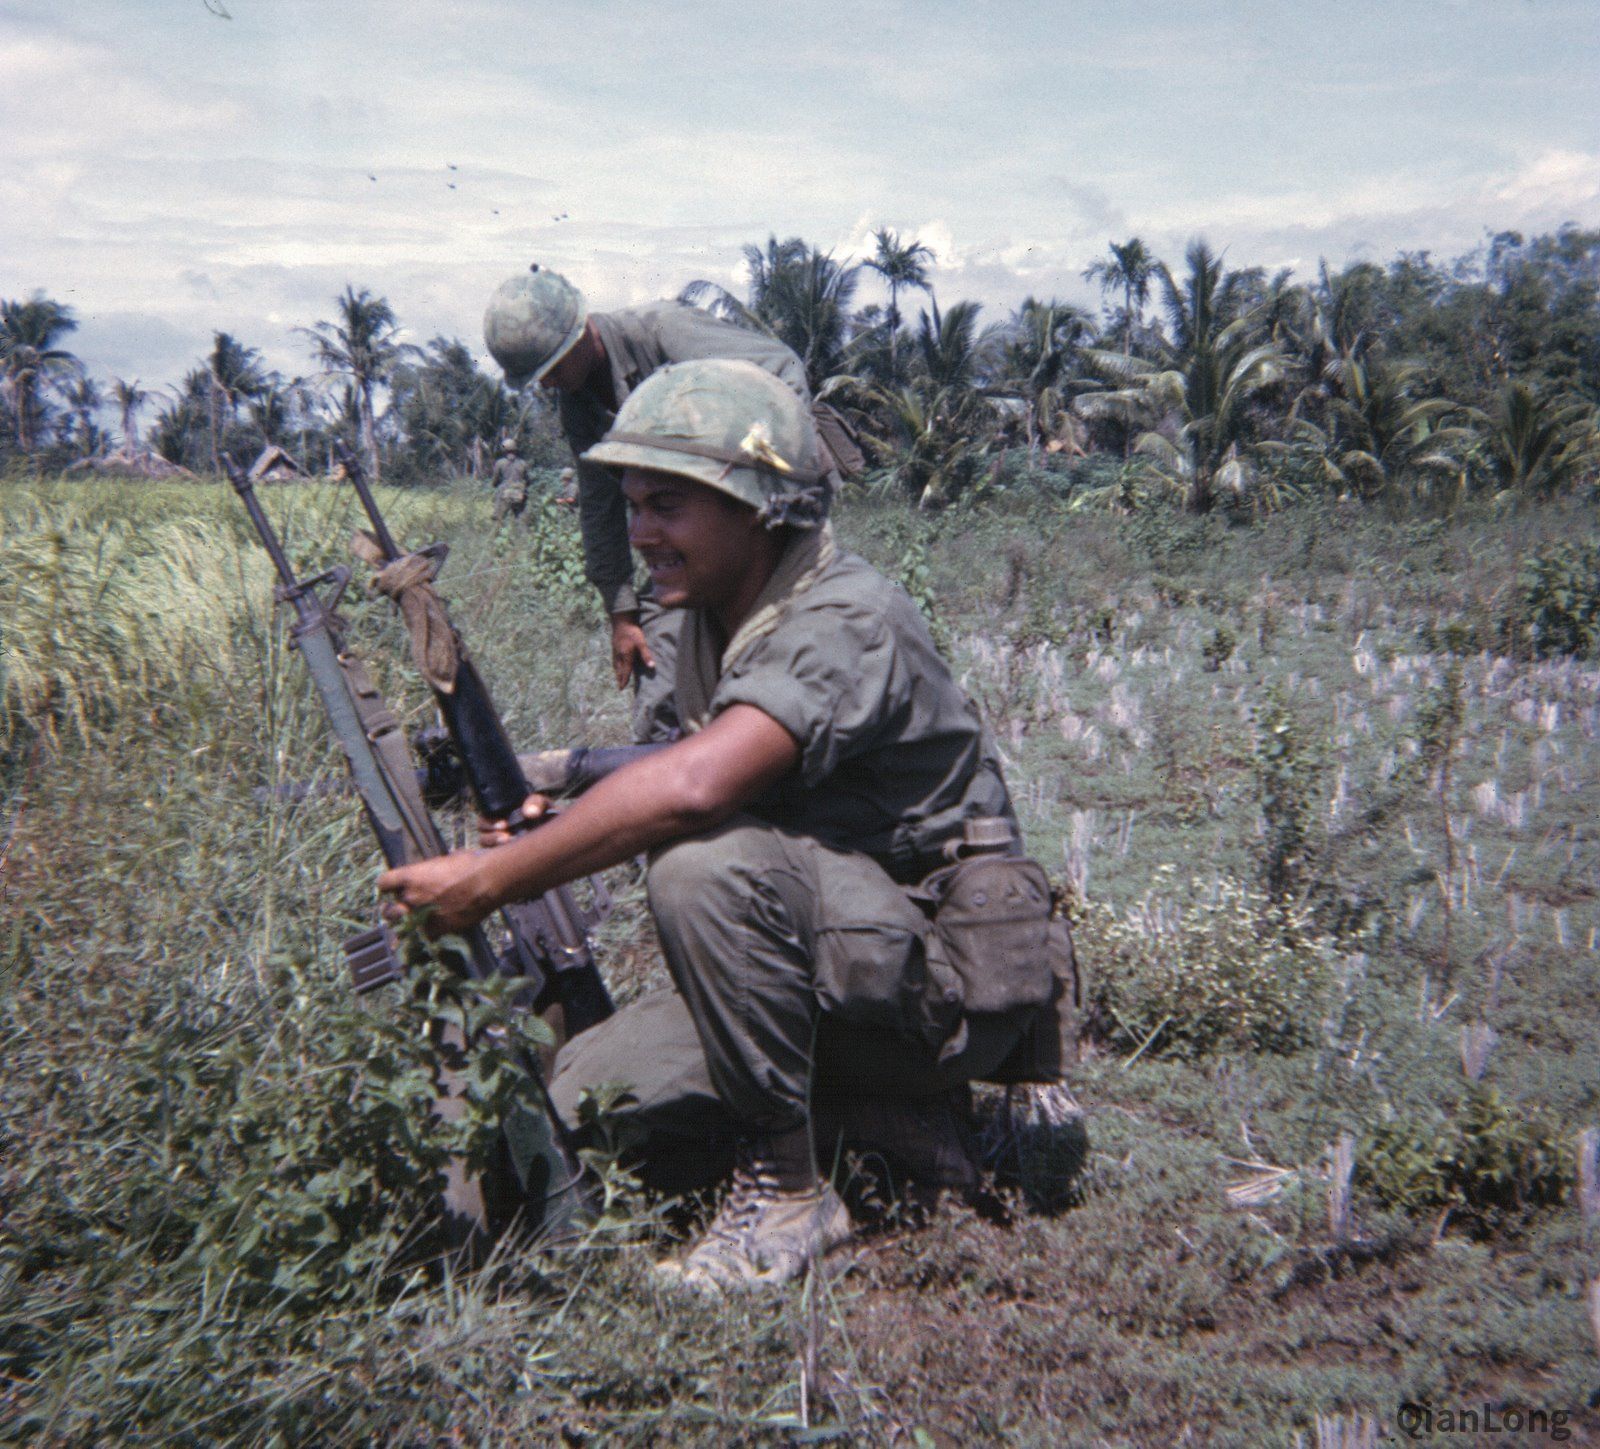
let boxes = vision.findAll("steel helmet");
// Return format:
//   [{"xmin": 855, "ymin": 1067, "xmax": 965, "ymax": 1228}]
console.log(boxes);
[
  {"xmin": 583, "ymin": 359, "xmax": 829, "ymax": 528},
  {"xmin": 482, "ymin": 264, "xmax": 587, "ymax": 388}
]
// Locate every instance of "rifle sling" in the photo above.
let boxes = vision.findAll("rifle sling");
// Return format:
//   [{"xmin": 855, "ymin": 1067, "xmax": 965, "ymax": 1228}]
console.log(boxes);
[{"xmin": 339, "ymin": 650, "xmax": 444, "ymax": 861}]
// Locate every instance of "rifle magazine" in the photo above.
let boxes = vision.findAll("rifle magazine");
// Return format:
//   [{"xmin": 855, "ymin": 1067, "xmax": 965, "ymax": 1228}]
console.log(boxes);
[{"xmin": 345, "ymin": 924, "xmax": 405, "ymax": 993}]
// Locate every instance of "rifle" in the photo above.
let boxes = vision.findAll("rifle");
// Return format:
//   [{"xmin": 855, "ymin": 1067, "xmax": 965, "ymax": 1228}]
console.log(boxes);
[
  {"xmin": 254, "ymin": 739, "xmax": 669, "ymax": 809},
  {"xmin": 223, "ymin": 457, "xmax": 585, "ymax": 1250},
  {"xmin": 334, "ymin": 444, "xmax": 616, "ymax": 1042}
]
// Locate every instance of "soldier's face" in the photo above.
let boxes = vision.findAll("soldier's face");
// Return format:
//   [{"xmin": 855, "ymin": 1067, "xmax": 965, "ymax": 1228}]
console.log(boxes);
[
  {"xmin": 623, "ymin": 468, "xmax": 765, "ymax": 614},
  {"xmin": 539, "ymin": 322, "xmax": 601, "ymax": 393}
]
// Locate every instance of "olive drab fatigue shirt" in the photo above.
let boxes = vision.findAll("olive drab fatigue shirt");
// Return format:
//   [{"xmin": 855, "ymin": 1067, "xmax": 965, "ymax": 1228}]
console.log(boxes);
[
  {"xmin": 557, "ymin": 302, "xmax": 810, "ymax": 617},
  {"xmin": 702, "ymin": 548, "xmax": 1016, "ymax": 881}
]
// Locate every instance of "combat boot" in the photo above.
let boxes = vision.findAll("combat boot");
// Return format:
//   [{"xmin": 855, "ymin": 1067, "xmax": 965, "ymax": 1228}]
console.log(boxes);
[{"xmin": 655, "ymin": 1138, "xmax": 851, "ymax": 1294}]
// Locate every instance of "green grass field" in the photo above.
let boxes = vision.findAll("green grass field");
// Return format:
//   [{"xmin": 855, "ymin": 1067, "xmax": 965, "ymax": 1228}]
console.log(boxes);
[{"xmin": 3, "ymin": 473, "xmax": 1598, "ymax": 1444}]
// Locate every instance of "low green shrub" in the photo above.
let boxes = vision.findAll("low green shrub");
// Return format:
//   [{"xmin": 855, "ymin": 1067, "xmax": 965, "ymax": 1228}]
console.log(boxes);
[
  {"xmin": 1253, "ymin": 687, "xmax": 1317, "ymax": 900},
  {"xmin": 1200, "ymin": 624, "xmax": 1236, "ymax": 672},
  {"xmin": 893, "ymin": 533, "xmax": 952, "ymax": 652},
  {"xmin": 1081, "ymin": 869, "xmax": 1336, "ymax": 1059},
  {"xmin": 1357, "ymin": 1086, "xmax": 1571, "ymax": 1236},
  {"xmin": 1515, "ymin": 539, "xmax": 1600, "ymax": 658},
  {"xmin": 515, "ymin": 491, "xmax": 591, "ymax": 617}
]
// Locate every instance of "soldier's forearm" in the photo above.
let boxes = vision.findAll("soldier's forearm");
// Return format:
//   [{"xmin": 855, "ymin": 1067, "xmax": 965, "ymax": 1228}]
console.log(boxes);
[{"xmin": 473, "ymin": 707, "xmax": 798, "ymax": 909}]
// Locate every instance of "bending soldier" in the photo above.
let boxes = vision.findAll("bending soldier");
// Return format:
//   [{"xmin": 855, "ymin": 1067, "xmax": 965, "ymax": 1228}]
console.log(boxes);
[
  {"xmin": 379, "ymin": 360, "xmax": 1069, "ymax": 1291},
  {"xmin": 483, "ymin": 263, "xmax": 819, "ymax": 742}
]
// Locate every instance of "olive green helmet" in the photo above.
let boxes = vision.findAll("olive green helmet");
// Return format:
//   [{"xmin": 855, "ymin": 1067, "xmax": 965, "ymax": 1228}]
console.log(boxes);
[
  {"xmin": 483, "ymin": 263, "xmax": 587, "ymax": 389},
  {"xmin": 584, "ymin": 359, "xmax": 829, "ymax": 528}
]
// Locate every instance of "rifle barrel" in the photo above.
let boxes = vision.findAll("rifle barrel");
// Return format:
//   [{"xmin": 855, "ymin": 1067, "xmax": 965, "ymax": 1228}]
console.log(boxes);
[
  {"xmin": 224, "ymin": 457, "xmax": 299, "ymax": 587},
  {"xmin": 338, "ymin": 442, "xmax": 403, "ymax": 560}
]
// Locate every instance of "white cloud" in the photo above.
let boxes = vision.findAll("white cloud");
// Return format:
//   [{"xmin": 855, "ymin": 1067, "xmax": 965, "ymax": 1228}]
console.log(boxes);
[
  {"xmin": 0, "ymin": 26, "xmax": 236, "ymax": 160},
  {"xmin": 1492, "ymin": 149, "xmax": 1600, "ymax": 211}
]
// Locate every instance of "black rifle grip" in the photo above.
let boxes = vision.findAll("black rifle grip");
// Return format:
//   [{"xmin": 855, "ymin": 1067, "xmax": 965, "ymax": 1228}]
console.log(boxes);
[{"xmin": 438, "ymin": 657, "xmax": 529, "ymax": 819}]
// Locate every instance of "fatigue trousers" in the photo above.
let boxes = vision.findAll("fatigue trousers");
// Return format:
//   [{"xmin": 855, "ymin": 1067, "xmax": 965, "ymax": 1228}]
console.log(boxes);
[
  {"xmin": 548, "ymin": 816, "xmax": 1034, "ymax": 1191},
  {"xmin": 492, "ymin": 486, "xmax": 527, "ymax": 523}
]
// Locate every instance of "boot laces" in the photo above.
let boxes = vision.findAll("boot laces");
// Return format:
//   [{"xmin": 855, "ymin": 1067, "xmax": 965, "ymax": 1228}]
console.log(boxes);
[{"xmin": 705, "ymin": 1145, "xmax": 786, "ymax": 1244}]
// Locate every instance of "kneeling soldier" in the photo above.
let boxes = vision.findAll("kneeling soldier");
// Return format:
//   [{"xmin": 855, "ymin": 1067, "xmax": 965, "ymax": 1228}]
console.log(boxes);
[{"xmin": 379, "ymin": 359, "xmax": 1070, "ymax": 1291}]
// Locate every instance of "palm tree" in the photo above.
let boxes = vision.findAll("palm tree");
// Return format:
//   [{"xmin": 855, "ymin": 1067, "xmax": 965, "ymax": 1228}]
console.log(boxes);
[
  {"xmin": 152, "ymin": 383, "xmax": 207, "ymax": 468},
  {"xmin": 682, "ymin": 236, "xmax": 801, "ymax": 333},
  {"xmin": 205, "ymin": 332, "xmax": 267, "ymax": 472},
  {"xmin": 1083, "ymin": 239, "xmax": 1157, "ymax": 360},
  {"xmin": 915, "ymin": 297, "xmax": 987, "ymax": 391},
  {"xmin": 1157, "ymin": 239, "xmax": 1232, "ymax": 361},
  {"xmin": 304, "ymin": 286, "xmax": 411, "ymax": 483},
  {"xmin": 849, "ymin": 298, "xmax": 995, "ymax": 507},
  {"xmin": 865, "ymin": 228, "xmax": 935, "ymax": 381},
  {"xmin": 248, "ymin": 383, "xmax": 292, "ymax": 448},
  {"xmin": 111, "ymin": 378, "xmax": 149, "ymax": 453},
  {"xmin": 1471, "ymin": 381, "xmax": 1597, "ymax": 497},
  {"xmin": 1275, "ymin": 354, "xmax": 1470, "ymax": 500},
  {"xmin": 1, "ymin": 293, "xmax": 81, "ymax": 453},
  {"xmin": 61, "ymin": 375, "xmax": 104, "ymax": 456},
  {"xmin": 1079, "ymin": 241, "xmax": 1284, "ymax": 512},
  {"xmin": 1327, "ymin": 355, "xmax": 1470, "ymax": 497},
  {"xmin": 765, "ymin": 247, "xmax": 862, "ymax": 393},
  {"xmin": 875, "ymin": 381, "xmax": 994, "ymax": 509},
  {"xmin": 683, "ymin": 236, "xmax": 862, "ymax": 394},
  {"xmin": 995, "ymin": 297, "xmax": 1095, "ymax": 456}
]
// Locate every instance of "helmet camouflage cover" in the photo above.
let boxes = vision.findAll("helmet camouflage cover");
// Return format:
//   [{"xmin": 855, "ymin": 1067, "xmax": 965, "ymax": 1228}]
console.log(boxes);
[
  {"xmin": 482, "ymin": 264, "xmax": 587, "ymax": 389},
  {"xmin": 583, "ymin": 359, "xmax": 829, "ymax": 528}
]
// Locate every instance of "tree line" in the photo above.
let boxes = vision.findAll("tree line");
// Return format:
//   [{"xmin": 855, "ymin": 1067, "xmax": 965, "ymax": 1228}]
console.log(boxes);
[{"xmin": 3, "ymin": 224, "xmax": 1597, "ymax": 510}]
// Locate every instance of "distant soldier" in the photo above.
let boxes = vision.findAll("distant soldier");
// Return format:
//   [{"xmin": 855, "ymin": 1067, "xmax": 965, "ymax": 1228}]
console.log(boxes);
[
  {"xmin": 484, "ymin": 263, "xmax": 845, "ymax": 741},
  {"xmin": 490, "ymin": 435, "xmax": 529, "ymax": 524}
]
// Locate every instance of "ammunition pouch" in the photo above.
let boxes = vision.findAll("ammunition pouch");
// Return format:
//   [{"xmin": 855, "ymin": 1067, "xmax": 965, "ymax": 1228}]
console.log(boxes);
[
  {"xmin": 984, "ymin": 914, "xmax": 1082, "ymax": 1084},
  {"xmin": 912, "ymin": 821, "xmax": 1083, "ymax": 1083},
  {"xmin": 918, "ymin": 853, "xmax": 1056, "ymax": 1014}
]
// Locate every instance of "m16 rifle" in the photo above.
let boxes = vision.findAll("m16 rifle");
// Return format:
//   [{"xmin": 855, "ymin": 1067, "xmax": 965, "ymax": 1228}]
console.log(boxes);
[
  {"xmin": 223, "ymin": 456, "xmax": 584, "ymax": 1251},
  {"xmin": 334, "ymin": 444, "xmax": 615, "ymax": 1042}
]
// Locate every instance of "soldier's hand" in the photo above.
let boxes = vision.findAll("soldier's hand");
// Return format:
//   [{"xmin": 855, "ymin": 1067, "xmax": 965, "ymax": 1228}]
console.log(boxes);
[
  {"xmin": 610, "ymin": 613, "xmax": 655, "ymax": 690},
  {"xmin": 477, "ymin": 794, "xmax": 551, "ymax": 849},
  {"xmin": 377, "ymin": 852, "xmax": 493, "ymax": 937}
]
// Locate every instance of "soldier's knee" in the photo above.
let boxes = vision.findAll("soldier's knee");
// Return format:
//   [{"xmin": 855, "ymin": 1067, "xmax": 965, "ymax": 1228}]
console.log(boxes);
[
  {"xmin": 648, "ymin": 830, "xmax": 734, "ymax": 924},
  {"xmin": 646, "ymin": 819, "xmax": 786, "ymax": 931}
]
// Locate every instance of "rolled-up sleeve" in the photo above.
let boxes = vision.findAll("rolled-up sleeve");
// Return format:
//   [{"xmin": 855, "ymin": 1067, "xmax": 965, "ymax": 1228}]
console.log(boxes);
[{"xmin": 710, "ymin": 607, "xmax": 905, "ymax": 785}]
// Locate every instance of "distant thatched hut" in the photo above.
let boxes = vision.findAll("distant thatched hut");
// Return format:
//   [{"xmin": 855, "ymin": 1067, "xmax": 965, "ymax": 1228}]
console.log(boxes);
[
  {"xmin": 249, "ymin": 445, "xmax": 305, "ymax": 483},
  {"xmin": 65, "ymin": 447, "xmax": 197, "ymax": 481}
]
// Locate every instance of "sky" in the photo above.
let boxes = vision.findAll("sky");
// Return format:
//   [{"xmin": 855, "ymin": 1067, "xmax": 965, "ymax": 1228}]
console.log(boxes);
[{"xmin": 4, "ymin": 0, "xmax": 1598, "ymax": 396}]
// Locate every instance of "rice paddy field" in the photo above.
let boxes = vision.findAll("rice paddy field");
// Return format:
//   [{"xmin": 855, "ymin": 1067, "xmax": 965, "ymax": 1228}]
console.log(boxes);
[{"xmin": 2, "ymin": 471, "xmax": 1598, "ymax": 1445}]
